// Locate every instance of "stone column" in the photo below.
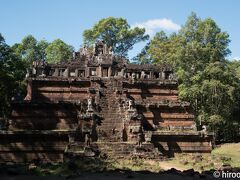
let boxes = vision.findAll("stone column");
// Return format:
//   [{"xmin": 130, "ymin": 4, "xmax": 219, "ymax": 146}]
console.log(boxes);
[
  {"xmin": 120, "ymin": 68, "xmax": 124, "ymax": 77},
  {"xmin": 159, "ymin": 72, "xmax": 161, "ymax": 79},
  {"xmin": 136, "ymin": 72, "xmax": 139, "ymax": 79},
  {"xmin": 75, "ymin": 69, "xmax": 79, "ymax": 77},
  {"xmin": 108, "ymin": 67, "xmax": 112, "ymax": 77},
  {"xmin": 150, "ymin": 71, "xmax": 153, "ymax": 79},
  {"xmin": 141, "ymin": 71, "xmax": 145, "ymax": 79},
  {"xmin": 24, "ymin": 79, "xmax": 33, "ymax": 101},
  {"xmin": 99, "ymin": 66, "xmax": 102, "ymax": 77},
  {"xmin": 64, "ymin": 68, "xmax": 69, "ymax": 77},
  {"xmin": 162, "ymin": 71, "xmax": 165, "ymax": 79},
  {"xmin": 53, "ymin": 68, "xmax": 59, "ymax": 77},
  {"xmin": 86, "ymin": 68, "xmax": 90, "ymax": 77}
]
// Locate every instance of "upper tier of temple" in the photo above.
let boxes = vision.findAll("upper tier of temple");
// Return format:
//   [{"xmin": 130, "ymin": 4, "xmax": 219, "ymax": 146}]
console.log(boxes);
[{"xmin": 27, "ymin": 41, "xmax": 176, "ymax": 81}]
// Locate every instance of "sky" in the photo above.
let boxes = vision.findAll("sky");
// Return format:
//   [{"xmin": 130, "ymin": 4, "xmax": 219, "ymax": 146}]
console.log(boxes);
[{"xmin": 1, "ymin": 0, "xmax": 240, "ymax": 60}]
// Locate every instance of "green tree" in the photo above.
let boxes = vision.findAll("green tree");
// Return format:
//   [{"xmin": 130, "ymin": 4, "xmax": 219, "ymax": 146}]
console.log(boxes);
[
  {"xmin": 148, "ymin": 12, "xmax": 230, "ymax": 69},
  {"xmin": 36, "ymin": 40, "xmax": 49, "ymax": 61},
  {"xmin": 228, "ymin": 60, "xmax": 240, "ymax": 79},
  {"xmin": 148, "ymin": 31, "xmax": 184, "ymax": 67},
  {"xmin": 83, "ymin": 17, "xmax": 149, "ymax": 57},
  {"xmin": 0, "ymin": 34, "xmax": 26, "ymax": 119},
  {"xmin": 46, "ymin": 39, "xmax": 74, "ymax": 64},
  {"xmin": 145, "ymin": 12, "xmax": 240, "ymax": 140},
  {"xmin": 12, "ymin": 35, "xmax": 49, "ymax": 65}
]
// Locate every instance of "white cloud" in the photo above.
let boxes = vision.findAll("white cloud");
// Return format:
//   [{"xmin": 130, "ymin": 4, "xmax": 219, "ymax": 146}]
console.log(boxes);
[
  {"xmin": 132, "ymin": 18, "xmax": 181, "ymax": 37},
  {"xmin": 233, "ymin": 57, "xmax": 240, "ymax": 61}
]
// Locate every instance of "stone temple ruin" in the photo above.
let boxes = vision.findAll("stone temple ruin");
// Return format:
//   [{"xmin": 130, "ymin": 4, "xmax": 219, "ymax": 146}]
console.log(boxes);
[{"xmin": 0, "ymin": 41, "xmax": 213, "ymax": 162}]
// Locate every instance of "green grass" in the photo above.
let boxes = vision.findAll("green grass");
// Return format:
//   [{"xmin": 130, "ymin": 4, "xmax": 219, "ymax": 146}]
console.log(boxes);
[
  {"xmin": 109, "ymin": 158, "xmax": 163, "ymax": 172},
  {"xmin": 167, "ymin": 153, "xmax": 216, "ymax": 172},
  {"xmin": 212, "ymin": 143, "xmax": 240, "ymax": 168},
  {"xmin": 164, "ymin": 143, "xmax": 240, "ymax": 172}
]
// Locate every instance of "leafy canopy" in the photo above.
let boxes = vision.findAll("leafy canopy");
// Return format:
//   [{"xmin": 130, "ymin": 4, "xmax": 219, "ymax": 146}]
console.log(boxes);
[
  {"xmin": 0, "ymin": 34, "xmax": 26, "ymax": 119},
  {"xmin": 12, "ymin": 35, "xmax": 49, "ymax": 65},
  {"xmin": 143, "ymin": 13, "xmax": 240, "ymax": 140},
  {"xmin": 46, "ymin": 39, "xmax": 74, "ymax": 64},
  {"xmin": 83, "ymin": 17, "xmax": 149, "ymax": 57},
  {"xmin": 12, "ymin": 35, "xmax": 74, "ymax": 64}
]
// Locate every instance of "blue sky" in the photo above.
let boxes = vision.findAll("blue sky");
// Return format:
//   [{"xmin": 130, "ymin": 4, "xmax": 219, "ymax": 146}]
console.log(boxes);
[{"xmin": 1, "ymin": 0, "xmax": 240, "ymax": 60}]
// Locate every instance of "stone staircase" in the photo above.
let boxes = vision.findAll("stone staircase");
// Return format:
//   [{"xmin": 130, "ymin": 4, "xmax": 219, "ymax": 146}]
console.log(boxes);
[
  {"xmin": 96, "ymin": 142, "xmax": 162, "ymax": 159},
  {"xmin": 64, "ymin": 142, "xmax": 163, "ymax": 160},
  {"xmin": 97, "ymin": 78, "xmax": 125, "ymax": 141}
]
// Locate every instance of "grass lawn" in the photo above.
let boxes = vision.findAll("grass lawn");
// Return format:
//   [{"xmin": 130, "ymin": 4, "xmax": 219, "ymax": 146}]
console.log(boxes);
[
  {"xmin": 212, "ymin": 143, "xmax": 240, "ymax": 168},
  {"xmin": 163, "ymin": 143, "xmax": 240, "ymax": 172}
]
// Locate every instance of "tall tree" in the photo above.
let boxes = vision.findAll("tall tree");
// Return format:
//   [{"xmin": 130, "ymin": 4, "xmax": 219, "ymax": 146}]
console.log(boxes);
[
  {"xmin": 144, "ymin": 13, "xmax": 239, "ymax": 140},
  {"xmin": 148, "ymin": 31, "xmax": 184, "ymax": 67},
  {"xmin": 36, "ymin": 40, "xmax": 49, "ymax": 61},
  {"xmin": 0, "ymin": 34, "xmax": 26, "ymax": 119},
  {"xmin": 228, "ymin": 60, "xmax": 240, "ymax": 79},
  {"xmin": 46, "ymin": 39, "xmax": 74, "ymax": 64},
  {"xmin": 12, "ymin": 35, "xmax": 49, "ymax": 65},
  {"xmin": 83, "ymin": 17, "xmax": 149, "ymax": 57}
]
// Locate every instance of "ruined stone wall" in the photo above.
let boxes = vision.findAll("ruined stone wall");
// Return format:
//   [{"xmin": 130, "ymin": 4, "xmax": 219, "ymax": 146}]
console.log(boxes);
[
  {"xmin": 123, "ymin": 82, "xmax": 195, "ymax": 131},
  {"xmin": 152, "ymin": 133, "xmax": 212, "ymax": 153},
  {"xmin": 10, "ymin": 78, "xmax": 102, "ymax": 131},
  {"xmin": 8, "ymin": 74, "xmax": 213, "ymax": 161},
  {"xmin": 31, "ymin": 79, "xmax": 91, "ymax": 102},
  {"xmin": 0, "ymin": 42, "xmax": 214, "ymax": 162},
  {"xmin": 125, "ymin": 85, "xmax": 178, "ymax": 102},
  {"xmin": 0, "ymin": 131, "xmax": 69, "ymax": 163},
  {"xmin": 10, "ymin": 103, "xmax": 78, "ymax": 130}
]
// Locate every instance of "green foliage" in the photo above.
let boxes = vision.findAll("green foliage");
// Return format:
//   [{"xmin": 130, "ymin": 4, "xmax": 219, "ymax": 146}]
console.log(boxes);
[
  {"xmin": 83, "ymin": 17, "xmax": 149, "ymax": 57},
  {"xmin": 37, "ymin": 40, "xmax": 49, "ymax": 61},
  {"xmin": 148, "ymin": 12, "xmax": 230, "ymax": 69},
  {"xmin": 228, "ymin": 60, "xmax": 240, "ymax": 79},
  {"xmin": 212, "ymin": 143, "xmax": 240, "ymax": 167},
  {"xmin": 1, "ymin": 34, "xmax": 75, "ymax": 119},
  {"xmin": 12, "ymin": 35, "xmax": 49, "ymax": 65},
  {"xmin": 148, "ymin": 31, "xmax": 184, "ymax": 67},
  {"xmin": 12, "ymin": 35, "xmax": 73, "ymax": 64},
  {"xmin": 144, "ymin": 12, "xmax": 240, "ymax": 141},
  {"xmin": 46, "ymin": 39, "xmax": 74, "ymax": 64},
  {"xmin": 0, "ymin": 33, "xmax": 26, "ymax": 119}
]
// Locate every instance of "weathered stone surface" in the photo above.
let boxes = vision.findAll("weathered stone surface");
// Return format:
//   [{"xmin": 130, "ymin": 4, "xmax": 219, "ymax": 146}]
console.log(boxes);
[{"xmin": 0, "ymin": 41, "xmax": 213, "ymax": 162}]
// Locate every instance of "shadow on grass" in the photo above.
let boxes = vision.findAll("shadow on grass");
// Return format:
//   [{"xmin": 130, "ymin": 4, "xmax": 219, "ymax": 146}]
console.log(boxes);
[{"xmin": 0, "ymin": 157, "xmax": 239, "ymax": 180}]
